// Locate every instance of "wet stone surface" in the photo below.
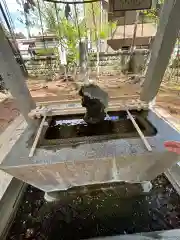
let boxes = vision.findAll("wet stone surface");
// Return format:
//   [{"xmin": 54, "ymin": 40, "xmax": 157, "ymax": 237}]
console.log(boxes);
[{"xmin": 7, "ymin": 175, "xmax": 180, "ymax": 240}]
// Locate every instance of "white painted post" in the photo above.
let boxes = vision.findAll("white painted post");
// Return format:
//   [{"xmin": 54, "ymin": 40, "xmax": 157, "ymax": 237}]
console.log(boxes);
[
  {"xmin": 141, "ymin": 0, "xmax": 180, "ymax": 102},
  {"xmin": 0, "ymin": 24, "xmax": 36, "ymax": 127}
]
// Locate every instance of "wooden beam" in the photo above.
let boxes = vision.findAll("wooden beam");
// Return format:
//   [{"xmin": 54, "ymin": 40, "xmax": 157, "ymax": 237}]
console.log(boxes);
[
  {"xmin": 0, "ymin": 24, "xmax": 36, "ymax": 127},
  {"xmin": 141, "ymin": 0, "xmax": 180, "ymax": 102},
  {"xmin": 109, "ymin": 0, "xmax": 152, "ymax": 12}
]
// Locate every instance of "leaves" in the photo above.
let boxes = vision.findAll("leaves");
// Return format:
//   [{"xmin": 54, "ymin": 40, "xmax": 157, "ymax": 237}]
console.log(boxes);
[
  {"xmin": 19, "ymin": 0, "xmax": 117, "ymax": 66},
  {"xmin": 143, "ymin": 0, "xmax": 164, "ymax": 21}
]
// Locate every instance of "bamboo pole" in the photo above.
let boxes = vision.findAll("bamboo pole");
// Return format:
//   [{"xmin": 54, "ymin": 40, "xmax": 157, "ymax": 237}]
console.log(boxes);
[
  {"xmin": 29, "ymin": 113, "xmax": 47, "ymax": 158},
  {"xmin": 126, "ymin": 110, "xmax": 152, "ymax": 152}
]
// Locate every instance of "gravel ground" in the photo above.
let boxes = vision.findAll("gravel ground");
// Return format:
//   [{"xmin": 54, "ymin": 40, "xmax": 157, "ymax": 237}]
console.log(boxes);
[
  {"xmin": 0, "ymin": 99, "xmax": 19, "ymax": 134},
  {"xmin": 7, "ymin": 174, "xmax": 180, "ymax": 240}
]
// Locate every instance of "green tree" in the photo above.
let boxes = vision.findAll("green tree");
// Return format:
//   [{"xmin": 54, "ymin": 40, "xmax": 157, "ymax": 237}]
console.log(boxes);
[
  {"xmin": 30, "ymin": 1, "xmax": 87, "ymax": 67},
  {"xmin": 85, "ymin": 2, "xmax": 116, "ymax": 42},
  {"xmin": 143, "ymin": 0, "xmax": 164, "ymax": 22},
  {"xmin": 23, "ymin": 0, "xmax": 117, "ymax": 69}
]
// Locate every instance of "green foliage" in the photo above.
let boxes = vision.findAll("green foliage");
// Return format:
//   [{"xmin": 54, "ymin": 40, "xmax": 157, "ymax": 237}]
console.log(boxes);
[
  {"xmin": 30, "ymin": 1, "xmax": 85, "ymax": 66},
  {"xmin": 85, "ymin": 2, "xmax": 117, "ymax": 41},
  {"xmin": 143, "ymin": 0, "xmax": 164, "ymax": 22},
  {"xmin": 43, "ymin": 5, "xmax": 58, "ymax": 33},
  {"xmin": 28, "ymin": 0, "xmax": 117, "ymax": 66},
  {"xmin": 36, "ymin": 48, "xmax": 56, "ymax": 56},
  {"xmin": 99, "ymin": 21, "xmax": 117, "ymax": 40},
  {"xmin": 143, "ymin": 9, "xmax": 158, "ymax": 21}
]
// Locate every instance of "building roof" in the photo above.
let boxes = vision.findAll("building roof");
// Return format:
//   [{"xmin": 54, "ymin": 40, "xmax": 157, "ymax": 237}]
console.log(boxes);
[
  {"xmin": 106, "ymin": 23, "xmax": 157, "ymax": 51},
  {"xmin": 114, "ymin": 23, "xmax": 157, "ymax": 39}
]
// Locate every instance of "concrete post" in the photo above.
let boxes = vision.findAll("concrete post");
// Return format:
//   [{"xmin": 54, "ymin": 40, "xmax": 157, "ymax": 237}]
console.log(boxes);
[
  {"xmin": 0, "ymin": 24, "xmax": 36, "ymax": 127},
  {"xmin": 79, "ymin": 39, "xmax": 89, "ymax": 85},
  {"xmin": 141, "ymin": 0, "xmax": 180, "ymax": 102}
]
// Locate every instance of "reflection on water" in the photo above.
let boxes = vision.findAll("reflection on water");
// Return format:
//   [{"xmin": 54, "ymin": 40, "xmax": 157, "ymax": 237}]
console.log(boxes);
[{"xmin": 54, "ymin": 115, "xmax": 124, "ymax": 126}]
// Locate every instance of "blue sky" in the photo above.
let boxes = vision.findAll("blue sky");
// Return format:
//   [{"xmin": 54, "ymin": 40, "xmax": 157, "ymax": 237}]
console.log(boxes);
[
  {"xmin": 6, "ymin": 0, "xmax": 26, "ymax": 34},
  {"xmin": 4, "ymin": 0, "xmax": 38, "ymax": 37},
  {"xmin": 4, "ymin": 0, "xmax": 84, "ymax": 37}
]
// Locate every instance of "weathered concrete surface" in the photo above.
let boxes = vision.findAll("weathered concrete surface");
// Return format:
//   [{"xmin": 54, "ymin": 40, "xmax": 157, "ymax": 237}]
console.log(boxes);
[
  {"xmin": 0, "ymin": 107, "xmax": 179, "ymax": 193},
  {"xmin": 0, "ymin": 179, "xmax": 26, "ymax": 240},
  {"xmin": 88, "ymin": 229, "xmax": 180, "ymax": 240},
  {"xmin": 0, "ymin": 116, "xmax": 27, "ymax": 239},
  {"xmin": 141, "ymin": 0, "xmax": 180, "ymax": 102},
  {"xmin": 0, "ymin": 115, "xmax": 27, "ymax": 199},
  {"xmin": 33, "ymin": 99, "xmax": 149, "ymax": 117},
  {"xmin": 154, "ymin": 106, "xmax": 180, "ymax": 131},
  {"xmin": 0, "ymin": 24, "xmax": 36, "ymax": 126},
  {"xmin": 44, "ymin": 181, "xmax": 152, "ymax": 202}
]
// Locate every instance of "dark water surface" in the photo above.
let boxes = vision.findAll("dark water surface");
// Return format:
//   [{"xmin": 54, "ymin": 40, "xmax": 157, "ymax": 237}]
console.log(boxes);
[{"xmin": 7, "ymin": 175, "xmax": 180, "ymax": 240}]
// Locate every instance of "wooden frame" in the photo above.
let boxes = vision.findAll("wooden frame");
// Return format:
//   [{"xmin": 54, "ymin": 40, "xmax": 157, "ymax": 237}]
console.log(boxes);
[{"xmin": 109, "ymin": 0, "xmax": 152, "ymax": 13}]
